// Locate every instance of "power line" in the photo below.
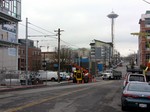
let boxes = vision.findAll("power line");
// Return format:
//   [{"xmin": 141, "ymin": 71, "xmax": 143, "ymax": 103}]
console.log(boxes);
[
  {"xmin": 19, "ymin": 22, "xmax": 81, "ymax": 49},
  {"xmin": 29, "ymin": 22, "xmax": 56, "ymax": 35},
  {"xmin": 19, "ymin": 23, "xmax": 46, "ymax": 35},
  {"xmin": 143, "ymin": 0, "xmax": 150, "ymax": 4},
  {"xmin": 60, "ymin": 39, "xmax": 80, "ymax": 48}
]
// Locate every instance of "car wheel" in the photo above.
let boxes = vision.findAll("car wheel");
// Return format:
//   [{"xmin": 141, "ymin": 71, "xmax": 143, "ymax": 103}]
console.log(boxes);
[
  {"xmin": 121, "ymin": 103, "xmax": 127, "ymax": 111},
  {"xmin": 51, "ymin": 78, "xmax": 55, "ymax": 82}
]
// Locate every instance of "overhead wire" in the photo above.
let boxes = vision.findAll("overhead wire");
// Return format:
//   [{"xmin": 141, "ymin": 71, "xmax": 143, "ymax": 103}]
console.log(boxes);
[
  {"xmin": 19, "ymin": 23, "xmax": 46, "ymax": 35},
  {"xmin": 19, "ymin": 22, "xmax": 80, "ymax": 49},
  {"xmin": 28, "ymin": 22, "xmax": 56, "ymax": 35},
  {"xmin": 142, "ymin": 0, "xmax": 150, "ymax": 4}
]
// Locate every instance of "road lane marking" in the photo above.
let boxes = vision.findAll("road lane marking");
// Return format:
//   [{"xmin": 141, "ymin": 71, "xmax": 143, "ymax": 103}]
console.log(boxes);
[{"xmin": 4, "ymin": 81, "xmax": 113, "ymax": 112}]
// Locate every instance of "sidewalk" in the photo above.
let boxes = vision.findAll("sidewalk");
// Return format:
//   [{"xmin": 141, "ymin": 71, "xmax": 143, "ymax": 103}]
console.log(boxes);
[{"xmin": 0, "ymin": 80, "xmax": 73, "ymax": 92}]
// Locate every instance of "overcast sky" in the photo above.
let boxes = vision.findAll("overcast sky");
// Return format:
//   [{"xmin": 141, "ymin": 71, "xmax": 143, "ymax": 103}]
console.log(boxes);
[{"xmin": 19, "ymin": 0, "xmax": 150, "ymax": 56}]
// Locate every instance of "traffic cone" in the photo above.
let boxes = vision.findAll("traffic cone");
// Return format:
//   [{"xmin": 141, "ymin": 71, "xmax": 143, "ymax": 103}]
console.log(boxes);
[
  {"xmin": 77, "ymin": 80, "xmax": 79, "ymax": 84},
  {"xmin": 82, "ymin": 80, "xmax": 84, "ymax": 84}
]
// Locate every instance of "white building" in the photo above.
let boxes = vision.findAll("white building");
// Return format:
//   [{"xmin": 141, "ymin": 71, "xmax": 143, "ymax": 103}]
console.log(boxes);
[{"xmin": 0, "ymin": 0, "xmax": 21, "ymax": 71}]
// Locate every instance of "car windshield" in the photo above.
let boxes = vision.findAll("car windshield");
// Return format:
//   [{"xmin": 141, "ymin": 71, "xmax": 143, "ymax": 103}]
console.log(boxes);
[
  {"xmin": 129, "ymin": 75, "xmax": 145, "ymax": 82},
  {"xmin": 127, "ymin": 83, "xmax": 150, "ymax": 92}
]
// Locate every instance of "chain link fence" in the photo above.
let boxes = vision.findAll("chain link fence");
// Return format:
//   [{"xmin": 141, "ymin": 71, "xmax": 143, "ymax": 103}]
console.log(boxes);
[{"xmin": 0, "ymin": 70, "xmax": 21, "ymax": 86}]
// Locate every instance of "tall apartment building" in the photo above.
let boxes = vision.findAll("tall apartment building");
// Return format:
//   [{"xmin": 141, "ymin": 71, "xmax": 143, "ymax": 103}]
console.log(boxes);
[
  {"xmin": 0, "ymin": 0, "xmax": 21, "ymax": 71},
  {"xmin": 139, "ymin": 11, "xmax": 150, "ymax": 66},
  {"xmin": 90, "ymin": 39, "xmax": 112, "ymax": 75}
]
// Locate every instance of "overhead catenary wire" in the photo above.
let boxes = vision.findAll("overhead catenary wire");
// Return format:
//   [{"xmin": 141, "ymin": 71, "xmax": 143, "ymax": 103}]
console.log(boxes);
[
  {"xmin": 28, "ymin": 22, "xmax": 56, "ymax": 35},
  {"xmin": 19, "ymin": 23, "xmax": 47, "ymax": 35},
  {"xmin": 143, "ymin": 0, "xmax": 150, "ymax": 4},
  {"xmin": 19, "ymin": 22, "xmax": 81, "ymax": 49},
  {"xmin": 60, "ymin": 39, "xmax": 80, "ymax": 48}
]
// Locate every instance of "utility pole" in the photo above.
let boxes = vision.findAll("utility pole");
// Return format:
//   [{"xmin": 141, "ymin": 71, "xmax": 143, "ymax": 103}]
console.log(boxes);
[
  {"xmin": 25, "ymin": 18, "xmax": 28, "ymax": 85},
  {"xmin": 54, "ymin": 28, "xmax": 64, "ymax": 83}
]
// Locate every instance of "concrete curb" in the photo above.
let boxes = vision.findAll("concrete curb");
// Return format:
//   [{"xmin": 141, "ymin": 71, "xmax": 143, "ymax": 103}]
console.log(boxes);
[
  {"xmin": 0, "ymin": 81, "xmax": 73, "ymax": 92},
  {"xmin": 0, "ymin": 84, "xmax": 46, "ymax": 92}
]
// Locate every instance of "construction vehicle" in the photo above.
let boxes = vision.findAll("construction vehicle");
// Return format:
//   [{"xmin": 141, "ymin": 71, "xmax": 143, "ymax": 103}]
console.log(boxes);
[{"xmin": 72, "ymin": 64, "xmax": 92, "ymax": 83}]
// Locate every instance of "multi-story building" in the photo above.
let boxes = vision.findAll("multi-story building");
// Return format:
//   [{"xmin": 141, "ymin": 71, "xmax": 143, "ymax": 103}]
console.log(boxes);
[
  {"xmin": 18, "ymin": 39, "xmax": 41, "ymax": 71},
  {"xmin": 90, "ymin": 39, "xmax": 112, "ymax": 75},
  {"xmin": 139, "ymin": 11, "xmax": 150, "ymax": 66},
  {"xmin": 0, "ymin": 0, "xmax": 21, "ymax": 71}
]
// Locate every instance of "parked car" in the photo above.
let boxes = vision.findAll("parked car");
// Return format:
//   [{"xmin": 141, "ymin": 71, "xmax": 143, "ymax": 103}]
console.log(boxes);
[
  {"xmin": 121, "ymin": 82, "xmax": 150, "ymax": 111},
  {"xmin": 123, "ymin": 73, "xmax": 147, "ymax": 88},
  {"xmin": 60, "ymin": 72, "xmax": 67, "ymax": 81}
]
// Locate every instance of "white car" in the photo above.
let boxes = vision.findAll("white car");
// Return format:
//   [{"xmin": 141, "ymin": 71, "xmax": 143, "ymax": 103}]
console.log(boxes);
[
  {"xmin": 102, "ymin": 73, "xmax": 112, "ymax": 80},
  {"xmin": 123, "ymin": 73, "xmax": 147, "ymax": 88}
]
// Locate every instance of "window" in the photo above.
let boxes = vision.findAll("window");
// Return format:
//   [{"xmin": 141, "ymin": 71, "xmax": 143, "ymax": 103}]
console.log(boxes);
[
  {"xmin": 145, "ymin": 18, "xmax": 150, "ymax": 26},
  {"xmin": 146, "ymin": 53, "xmax": 150, "ymax": 61},
  {"xmin": 0, "ymin": 0, "xmax": 21, "ymax": 20}
]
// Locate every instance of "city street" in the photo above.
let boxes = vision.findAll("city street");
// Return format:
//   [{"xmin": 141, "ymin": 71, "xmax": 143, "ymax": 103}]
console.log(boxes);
[{"xmin": 0, "ymin": 78, "xmax": 123, "ymax": 112}]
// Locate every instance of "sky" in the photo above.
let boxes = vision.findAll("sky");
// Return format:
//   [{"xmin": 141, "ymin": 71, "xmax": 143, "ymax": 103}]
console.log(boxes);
[{"xmin": 19, "ymin": 0, "xmax": 150, "ymax": 57}]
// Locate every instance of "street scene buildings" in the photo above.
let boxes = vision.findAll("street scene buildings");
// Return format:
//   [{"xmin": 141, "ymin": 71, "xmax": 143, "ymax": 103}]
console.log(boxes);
[{"xmin": 0, "ymin": 0, "xmax": 150, "ymax": 86}]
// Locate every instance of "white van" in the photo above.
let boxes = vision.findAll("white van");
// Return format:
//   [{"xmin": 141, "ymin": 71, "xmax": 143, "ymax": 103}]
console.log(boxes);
[{"xmin": 38, "ymin": 71, "xmax": 58, "ymax": 81}]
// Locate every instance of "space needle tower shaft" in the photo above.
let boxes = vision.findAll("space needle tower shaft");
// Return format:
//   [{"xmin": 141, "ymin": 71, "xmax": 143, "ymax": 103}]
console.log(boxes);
[{"xmin": 107, "ymin": 11, "xmax": 118, "ymax": 62}]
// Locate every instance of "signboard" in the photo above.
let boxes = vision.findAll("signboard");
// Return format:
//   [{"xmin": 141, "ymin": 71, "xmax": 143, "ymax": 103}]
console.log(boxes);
[
  {"xmin": 1, "ymin": 23, "xmax": 17, "ymax": 43},
  {"xmin": 2, "ymin": 23, "xmax": 16, "ymax": 33},
  {"xmin": 8, "ymin": 48, "xmax": 17, "ymax": 56}
]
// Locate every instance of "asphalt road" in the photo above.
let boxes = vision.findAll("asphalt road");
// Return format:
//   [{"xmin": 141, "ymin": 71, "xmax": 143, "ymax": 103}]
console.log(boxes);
[{"xmin": 0, "ymin": 78, "xmax": 125, "ymax": 112}]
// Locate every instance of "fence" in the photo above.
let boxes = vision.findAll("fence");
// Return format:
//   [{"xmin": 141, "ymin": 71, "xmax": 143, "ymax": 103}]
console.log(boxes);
[{"xmin": 0, "ymin": 70, "xmax": 21, "ymax": 86}]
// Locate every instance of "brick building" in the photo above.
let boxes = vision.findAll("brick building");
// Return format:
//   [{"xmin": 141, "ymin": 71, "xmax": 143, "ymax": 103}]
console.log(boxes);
[
  {"xmin": 18, "ymin": 39, "xmax": 41, "ymax": 71},
  {"xmin": 139, "ymin": 11, "xmax": 150, "ymax": 66}
]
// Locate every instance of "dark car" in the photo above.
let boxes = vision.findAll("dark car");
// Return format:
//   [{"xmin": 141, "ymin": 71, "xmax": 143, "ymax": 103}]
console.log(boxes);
[{"xmin": 121, "ymin": 82, "xmax": 150, "ymax": 111}]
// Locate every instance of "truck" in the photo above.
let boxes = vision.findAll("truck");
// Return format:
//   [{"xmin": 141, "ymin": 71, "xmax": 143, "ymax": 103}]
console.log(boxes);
[{"xmin": 102, "ymin": 69, "xmax": 122, "ymax": 80}]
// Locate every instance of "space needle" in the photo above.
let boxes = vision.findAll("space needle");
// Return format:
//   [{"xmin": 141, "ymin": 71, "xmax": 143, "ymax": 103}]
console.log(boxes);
[{"xmin": 107, "ymin": 11, "xmax": 118, "ymax": 64}]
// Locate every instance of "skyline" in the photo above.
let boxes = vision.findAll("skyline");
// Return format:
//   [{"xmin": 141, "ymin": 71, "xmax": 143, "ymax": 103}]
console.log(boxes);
[{"xmin": 19, "ymin": 0, "xmax": 150, "ymax": 56}]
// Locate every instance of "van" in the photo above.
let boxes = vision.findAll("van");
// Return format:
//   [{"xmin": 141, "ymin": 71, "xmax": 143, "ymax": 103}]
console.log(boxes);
[{"xmin": 38, "ymin": 71, "xmax": 58, "ymax": 81}]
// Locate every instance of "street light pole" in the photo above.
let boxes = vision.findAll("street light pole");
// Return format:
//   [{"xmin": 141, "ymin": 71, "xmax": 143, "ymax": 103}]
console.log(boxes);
[{"xmin": 25, "ymin": 18, "xmax": 28, "ymax": 85}]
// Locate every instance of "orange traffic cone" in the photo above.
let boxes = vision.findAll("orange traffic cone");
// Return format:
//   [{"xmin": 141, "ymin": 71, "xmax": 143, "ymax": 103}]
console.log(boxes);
[{"xmin": 82, "ymin": 80, "xmax": 84, "ymax": 84}]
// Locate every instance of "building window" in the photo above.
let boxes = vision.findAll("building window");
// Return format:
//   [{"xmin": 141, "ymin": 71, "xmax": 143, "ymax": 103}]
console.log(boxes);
[
  {"xmin": 145, "ymin": 18, "xmax": 150, "ymax": 26},
  {"xmin": 146, "ymin": 53, "xmax": 150, "ymax": 61},
  {"xmin": 21, "ymin": 59, "xmax": 24, "ymax": 63},
  {"xmin": 145, "ymin": 40, "xmax": 150, "ymax": 48},
  {"xmin": 0, "ymin": 0, "xmax": 21, "ymax": 20}
]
